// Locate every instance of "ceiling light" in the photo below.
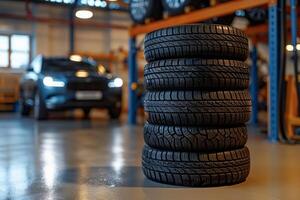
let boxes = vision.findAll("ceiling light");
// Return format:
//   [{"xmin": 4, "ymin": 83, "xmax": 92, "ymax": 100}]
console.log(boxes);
[{"xmin": 75, "ymin": 9, "xmax": 93, "ymax": 19}]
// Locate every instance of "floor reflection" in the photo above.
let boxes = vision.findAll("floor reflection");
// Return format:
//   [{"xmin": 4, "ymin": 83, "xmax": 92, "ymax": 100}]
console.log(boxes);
[{"xmin": 0, "ymin": 114, "xmax": 151, "ymax": 200}]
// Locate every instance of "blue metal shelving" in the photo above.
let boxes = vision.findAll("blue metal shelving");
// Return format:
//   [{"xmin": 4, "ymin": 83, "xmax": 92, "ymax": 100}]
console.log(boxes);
[
  {"xmin": 268, "ymin": 4, "xmax": 280, "ymax": 141},
  {"xmin": 128, "ymin": 38, "xmax": 138, "ymax": 125},
  {"xmin": 250, "ymin": 46, "xmax": 258, "ymax": 125}
]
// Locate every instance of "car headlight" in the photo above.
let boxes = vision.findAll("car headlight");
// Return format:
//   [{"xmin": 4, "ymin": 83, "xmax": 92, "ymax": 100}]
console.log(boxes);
[
  {"xmin": 108, "ymin": 78, "xmax": 123, "ymax": 88},
  {"xmin": 43, "ymin": 76, "xmax": 65, "ymax": 87}
]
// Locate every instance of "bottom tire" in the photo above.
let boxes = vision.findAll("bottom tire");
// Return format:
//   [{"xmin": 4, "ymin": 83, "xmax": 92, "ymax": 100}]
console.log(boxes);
[{"xmin": 142, "ymin": 145, "xmax": 250, "ymax": 187}]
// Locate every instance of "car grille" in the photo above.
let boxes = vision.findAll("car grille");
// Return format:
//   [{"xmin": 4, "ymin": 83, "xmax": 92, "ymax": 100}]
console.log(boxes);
[{"xmin": 67, "ymin": 79, "xmax": 107, "ymax": 91}]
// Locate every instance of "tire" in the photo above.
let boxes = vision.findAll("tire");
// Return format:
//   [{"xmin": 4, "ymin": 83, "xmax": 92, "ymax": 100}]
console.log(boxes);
[
  {"xmin": 144, "ymin": 90, "xmax": 251, "ymax": 126},
  {"xmin": 129, "ymin": 0, "xmax": 163, "ymax": 24},
  {"xmin": 83, "ymin": 108, "xmax": 91, "ymax": 119},
  {"xmin": 144, "ymin": 59, "xmax": 249, "ymax": 91},
  {"xmin": 109, "ymin": 106, "xmax": 121, "ymax": 119},
  {"xmin": 142, "ymin": 145, "xmax": 250, "ymax": 187},
  {"xmin": 144, "ymin": 122, "xmax": 248, "ymax": 152},
  {"xmin": 162, "ymin": 0, "xmax": 198, "ymax": 15},
  {"xmin": 19, "ymin": 97, "xmax": 31, "ymax": 116},
  {"xmin": 34, "ymin": 91, "xmax": 48, "ymax": 120},
  {"xmin": 201, "ymin": 0, "xmax": 235, "ymax": 25},
  {"xmin": 144, "ymin": 24, "xmax": 249, "ymax": 62},
  {"xmin": 207, "ymin": 14, "xmax": 236, "ymax": 25},
  {"xmin": 245, "ymin": 8, "xmax": 268, "ymax": 25}
]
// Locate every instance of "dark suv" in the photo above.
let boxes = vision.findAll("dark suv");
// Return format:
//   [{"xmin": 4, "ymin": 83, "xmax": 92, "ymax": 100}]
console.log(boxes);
[{"xmin": 19, "ymin": 55, "xmax": 123, "ymax": 120}]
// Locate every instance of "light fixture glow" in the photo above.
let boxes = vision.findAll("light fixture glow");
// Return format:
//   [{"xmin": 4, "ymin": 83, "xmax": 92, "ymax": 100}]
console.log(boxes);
[
  {"xmin": 43, "ymin": 76, "xmax": 65, "ymax": 87},
  {"xmin": 286, "ymin": 44, "xmax": 300, "ymax": 51},
  {"xmin": 75, "ymin": 9, "xmax": 93, "ymax": 19},
  {"xmin": 97, "ymin": 65, "xmax": 106, "ymax": 74},
  {"xmin": 108, "ymin": 78, "xmax": 123, "ymax": 88},
  {"xmin": 286, "ymin": 44, "xmax": 294, "ymax": 51},
  {"xmin": 76, "ymin": 70, "xmax": 89, "ymax": 78},
  {"xmin": 70, "ymin": 54, "xmax": 82, "ymax": 62}
]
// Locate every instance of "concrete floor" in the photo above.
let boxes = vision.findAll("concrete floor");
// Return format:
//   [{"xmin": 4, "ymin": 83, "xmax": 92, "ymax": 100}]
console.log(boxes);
[{"xmin": 1, "ymin": 113, "xmax": 300, "ymax": 200}]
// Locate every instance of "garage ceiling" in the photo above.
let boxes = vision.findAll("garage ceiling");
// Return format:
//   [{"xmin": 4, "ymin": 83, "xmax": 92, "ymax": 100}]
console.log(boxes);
[{"xmin": 8, "ymin": 0, "xmax": 128, "ymax": 11}]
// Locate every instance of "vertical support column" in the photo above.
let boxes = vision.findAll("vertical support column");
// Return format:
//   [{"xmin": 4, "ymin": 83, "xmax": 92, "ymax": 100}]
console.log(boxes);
[
  {"xmin": 291, "ymin": 0, "xmax": 299, "ymax": 112},
  {"xmin": 30, "ymin": 4, "xmax": 37, "ymax": 60},
  {"xmin": 128, "ymin": 37, "xmax": 138, "ymax": 125},
  {"xmin": 69, "ymin": 0, "xmax": 78, "ymax": 54},
  {"xmin": 291, "ymin": 0, "xmax": 298, "ymax": 51},
  {"xmin": 250, "ymin": 45, "xmax": 258, "ymax": 125},
  {"xmin": 268, "ymin": 4, "xmax": 279, "ymax": 141},
  {"xmin": 69, "ymin": 14, "xmax": 75, "ymax": 54}
]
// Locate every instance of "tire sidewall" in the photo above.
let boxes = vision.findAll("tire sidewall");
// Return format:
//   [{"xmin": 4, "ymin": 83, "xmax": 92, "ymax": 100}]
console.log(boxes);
[
  {"xmin": 34, "ymin": 90, "xmax": 47, "ymax": 120},
  {"xmin": 129, "ymin": 0, "xmax": 158, "ymax": 24},
  {"xmin": 162, "ymin": 0, "xmax": 192, "ymax": 15}
]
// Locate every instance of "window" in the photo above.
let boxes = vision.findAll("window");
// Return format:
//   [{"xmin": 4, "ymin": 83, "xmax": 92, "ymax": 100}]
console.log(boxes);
[
  {"xmin": 0, "ymin": 34, "xmax": 31, "ymax": 69},
  {"xmin": 0, "ymin": 36, "xmax": 9, "ymax": 68}
]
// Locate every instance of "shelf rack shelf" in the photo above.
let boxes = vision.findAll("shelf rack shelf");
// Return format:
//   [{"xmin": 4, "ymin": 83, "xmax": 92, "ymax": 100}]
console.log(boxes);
[
  {"xmin": 127, "ymin": 0, "xmax": 283, "ymax": 143},
  {"xmin": 129, "ymin": 0, "xmax": 272, "ymax": 37}
]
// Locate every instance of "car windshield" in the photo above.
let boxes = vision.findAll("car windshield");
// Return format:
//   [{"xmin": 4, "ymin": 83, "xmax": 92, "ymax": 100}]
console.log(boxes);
[{"xmin": 43, "ymin": 59, "xmax": 97, "ymax": 72}]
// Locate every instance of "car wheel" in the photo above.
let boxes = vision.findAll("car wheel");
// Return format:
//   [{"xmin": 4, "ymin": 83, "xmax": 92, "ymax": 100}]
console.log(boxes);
[
  {"xmin": 108, "ymin": 105, "xmax": 121, "ymax": 119},
  {"xmin": 83, "ymin": 108, "xmax": 91, "ymax": 119},
  {"xmin": 19, "ymin": 97, "xmax": 31, "ymax": 116},
  {"xmin": 34, "ymin": 91, "xmax": 48, "ymax": 120}
]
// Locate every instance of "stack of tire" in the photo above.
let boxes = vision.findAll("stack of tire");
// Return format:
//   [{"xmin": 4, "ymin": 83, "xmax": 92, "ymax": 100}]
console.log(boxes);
[{"xmin": 142, "ymin": 24, "xmax": 251, "ymax": 187}]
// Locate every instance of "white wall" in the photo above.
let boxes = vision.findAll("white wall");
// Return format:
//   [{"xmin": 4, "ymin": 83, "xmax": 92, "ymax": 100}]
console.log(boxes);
[{"xmin": 0, "ymin": 1, "xmax": 131, "ymax": 58}]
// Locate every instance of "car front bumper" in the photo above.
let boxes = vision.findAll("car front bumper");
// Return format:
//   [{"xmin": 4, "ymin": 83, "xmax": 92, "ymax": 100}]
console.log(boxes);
[{"xmin": 43, "ymin": 88, "xmax": 122, "ymax": 110}]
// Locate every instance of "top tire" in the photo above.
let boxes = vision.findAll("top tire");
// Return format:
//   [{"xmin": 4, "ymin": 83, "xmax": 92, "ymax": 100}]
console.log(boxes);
[{"xmin": 144, "ymin": 24, "xmax": 249, "ymax": 62}]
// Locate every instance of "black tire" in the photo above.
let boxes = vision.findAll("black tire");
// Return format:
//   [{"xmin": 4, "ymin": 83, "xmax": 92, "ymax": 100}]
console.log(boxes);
[
  {"xmin": 34, "ymin": 91, "xmax": 48, "ymax": 120},
  {"xmin": 162, "ymin": 0, "xmax": 198, "ymax": 15},
  {"xmin": 144, "ymin": 90, "xmax": 251, "ymax": 126},
  {"xmin": 19, "ymin": 97, "xmax": 31, "ymax": 116},
  {"xmin": 109, "ymin": 106, "xmax": 121, "ymax": 119},
  {"xmin": 83, "ymin": 108, "xmax": 91, "ymax": 119},
  {"xmin": 144, "ymin": 24, "xmax": 249, "ymax": 62},
  {"xmin": 207, "ymin": 14, "xmax": 236, "ymax": 25},
  {"xmin": 142, "ymin": 145, "xmax": 250, "ymax": 187},
  {"xmin": 245, "ymin": 8, "xmax": 268, "ymax": 25},
  {"xmin": 201, "ymin": 0, "xmax": 235, "ymax": 25},
  {"xmin": 129, "ymin": 0, "xmax": 163, "ymax": 24},
  {"xmin": 144, "ymin": 122, "xmax": 248, "ymax": 152},
  {"xmin": 144, "ymin": 59, "xmax": 249, "ymax": 91}
]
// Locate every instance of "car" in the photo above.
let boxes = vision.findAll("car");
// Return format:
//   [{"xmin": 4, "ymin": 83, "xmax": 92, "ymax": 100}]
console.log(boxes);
[{"xmin": 19, "ymin": 55, "xmax": 123, "ymax": 120}]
